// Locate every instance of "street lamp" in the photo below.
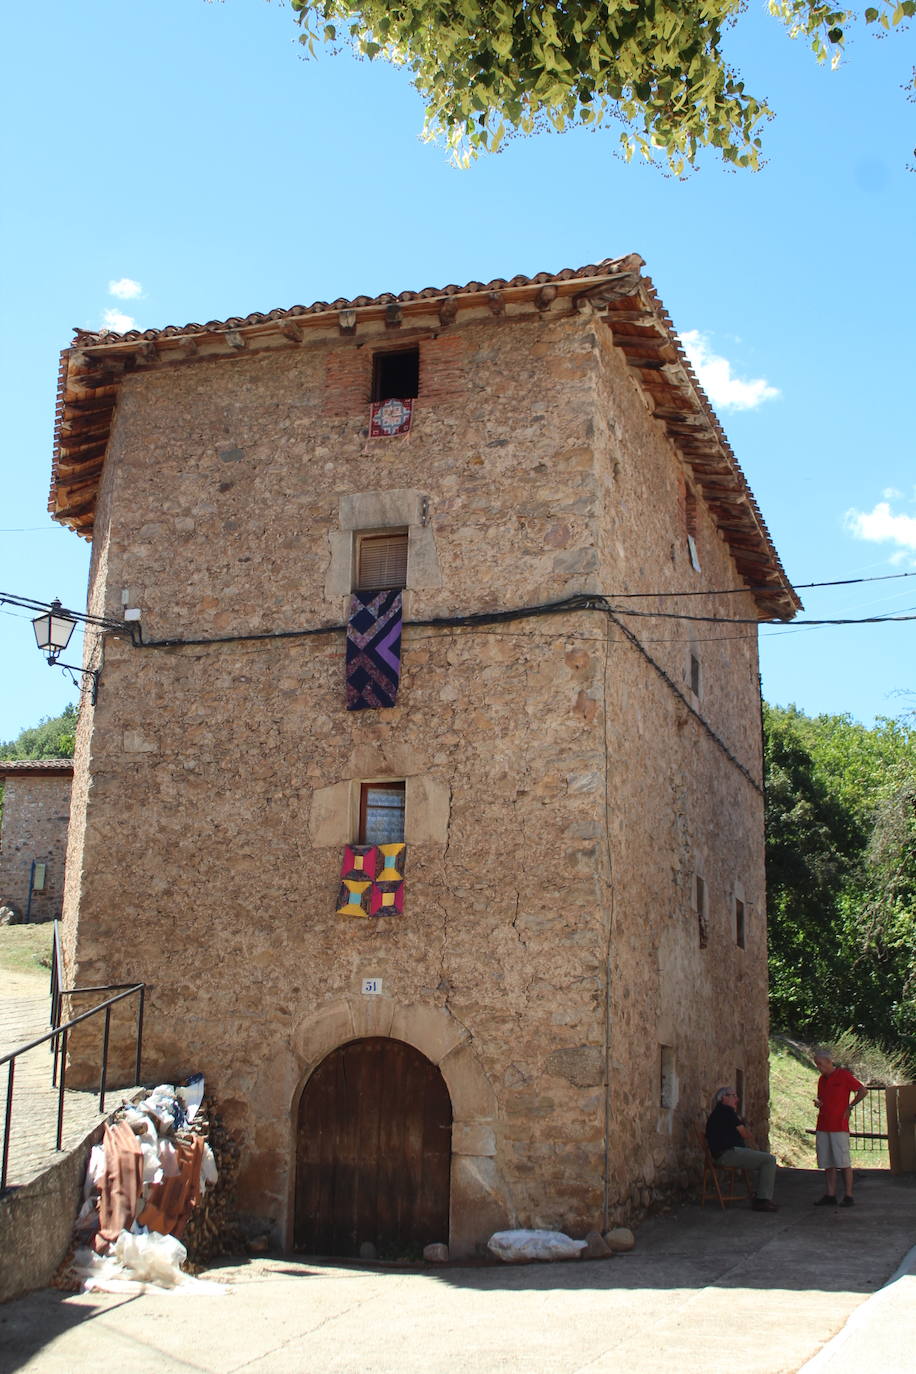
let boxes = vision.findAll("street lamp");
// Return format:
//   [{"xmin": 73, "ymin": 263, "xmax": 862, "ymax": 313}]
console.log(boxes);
[
  {"xmin": 31, "ymin": 599, "xmax": 100, "ymax": 703},
  {"xmin": 31, "ymin": 600, "xmax": 77, "ymax": 663}
]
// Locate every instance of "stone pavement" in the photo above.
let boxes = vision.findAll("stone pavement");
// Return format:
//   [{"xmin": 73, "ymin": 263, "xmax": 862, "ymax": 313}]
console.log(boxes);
[
  {"xmin": 0, "ymin": 981, "xmax": 131, "ymax": 1188},
  {"xmin": 1, "ymin": 1166, "xmax": 914, "ymax": 1374}
]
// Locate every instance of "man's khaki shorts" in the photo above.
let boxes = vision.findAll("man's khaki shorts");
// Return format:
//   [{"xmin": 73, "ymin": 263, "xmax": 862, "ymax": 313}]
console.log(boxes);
[{"xmin": 816, "ymin": 1131, "xmax": 852, "ymax": 1168}]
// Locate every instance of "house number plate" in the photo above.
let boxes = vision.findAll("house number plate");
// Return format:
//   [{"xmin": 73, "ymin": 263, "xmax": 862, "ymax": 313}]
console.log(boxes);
[{"xmin": 362, "ymin": 978, "xmax": 383, "ymax": 996}]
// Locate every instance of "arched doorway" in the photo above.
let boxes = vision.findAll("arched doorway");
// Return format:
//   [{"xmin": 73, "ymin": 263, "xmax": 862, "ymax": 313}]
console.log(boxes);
[{"xmin": 294, "ymin": 1037, "xmax": 452, "ymax": 1257}]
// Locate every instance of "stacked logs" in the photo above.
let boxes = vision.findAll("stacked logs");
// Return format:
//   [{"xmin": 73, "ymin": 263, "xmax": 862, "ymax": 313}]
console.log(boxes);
[{"xmin": 180, "ymin": 1097, "xmax": 245, "ymax": 1264}]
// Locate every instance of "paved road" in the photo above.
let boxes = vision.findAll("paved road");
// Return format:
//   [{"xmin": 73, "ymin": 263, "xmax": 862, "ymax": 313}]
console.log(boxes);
[
  {"xmin": 1, "ymin": 1167, "xmax": 914, "ymax": 1374},
  {"xmin": 0, "ymin": 977, "xmax": 122, "ymax": 1188}
]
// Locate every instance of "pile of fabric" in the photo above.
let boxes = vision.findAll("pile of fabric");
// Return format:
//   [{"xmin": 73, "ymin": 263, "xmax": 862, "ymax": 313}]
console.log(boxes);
[{"xmin": 63, "ymin": 1076, "xmax": 234, "ymax": 1294}]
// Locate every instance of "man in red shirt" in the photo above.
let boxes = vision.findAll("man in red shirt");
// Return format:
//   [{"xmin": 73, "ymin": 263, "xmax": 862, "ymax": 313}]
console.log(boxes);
[{"xmin": 813, "ymin": 1049, "xmax": 867, "ymax": 1207}]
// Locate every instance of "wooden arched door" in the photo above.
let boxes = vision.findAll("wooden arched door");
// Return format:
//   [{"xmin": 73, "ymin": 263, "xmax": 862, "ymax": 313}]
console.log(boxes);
[{"xmin": 294, "ymin": 1037, "xmax": 452, "ymax": 1257}]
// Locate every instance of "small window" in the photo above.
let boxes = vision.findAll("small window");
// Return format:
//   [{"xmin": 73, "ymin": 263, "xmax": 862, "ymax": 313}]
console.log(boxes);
[
  {"xmin": 685, "ymin": 488, "xmax": 701, "ymax": 570},
  {"xmin": 372, "ymin": 347, "xmax": 419, "ymax": 402},
  {"xmin": 736, "ymin": 897, "xmax": 746, "ymax": 949},
  {"xmin": 359, "ymin": 781, "xmax": 406, "ymax": 845},
  {"xmin": 735, "ymin": 1068, "xmax": 745, "ymax": 1115},
  {"xmin": 689, "ymin": 651, "xmax": 701, "ymax": 697},
  {"xmin": 660, "ymin": 1045, "xmax": 677, "ymax": 1109},
  {"xmin": 354, "ymin": 530, "xmax": 408, "ymax": 591},
  {"xmin": 32, "ymin": 862, "xmax": 47, "ymax": 894},
  {"xmin": 696, "ymin": 873, "xmax": 708, "ymax": 949}
]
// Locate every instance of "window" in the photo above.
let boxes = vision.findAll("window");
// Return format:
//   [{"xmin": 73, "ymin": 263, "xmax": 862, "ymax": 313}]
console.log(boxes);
[
  {"xmin": 359, "ymin": 781, "xmax": 406, "ymax": 845},
  {"xmin": 736, "ymin": 897, "xmax": 746, "ymax": 949},
  {"xmin": 660, "ymin": 1046, "xmax": 677, "ymax": 1109},
  {"xmin": 696, "ymin": 873, "xmax": 708, "ymax": 949},
  {"xmin": 685, "ymin": 487, "xmax": 701, "ymax": 571},
  {"xmin": 32, "ymin": 862, "xmax": 47, "ymax": 894},
  {"xmin": 354, "ymin": 530, "xmax": 408, "ymax": 591},
  {"xmin": 735, "ymin": 1068, "xmax": 745, "ymax": 1115},
  {"xmin": 689, "ymin": 651, "xmax": 701, "ymax": 697},
  {"xmin": 372, "ymin": 347, "xmax": 419, "ymax": 402}
]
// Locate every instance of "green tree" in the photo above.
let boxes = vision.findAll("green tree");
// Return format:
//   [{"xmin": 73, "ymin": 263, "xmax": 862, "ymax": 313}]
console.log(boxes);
[
  {"xmin": 291, "ymin": 0, "xmax": 913, "ymax": 172},
  {"xmin": 764, "ymin": 703, "xmax": 916, "ymax": 1051},
  {"xmin": 0, "ymin": 704, "xmax": 78, "ymax": 761}
]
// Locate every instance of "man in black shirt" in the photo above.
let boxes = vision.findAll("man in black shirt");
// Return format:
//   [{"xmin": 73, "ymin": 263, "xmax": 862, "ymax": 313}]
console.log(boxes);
[{"xmin": 705, "ymin": 1086, "xmax": 779, "ymax": 1212}]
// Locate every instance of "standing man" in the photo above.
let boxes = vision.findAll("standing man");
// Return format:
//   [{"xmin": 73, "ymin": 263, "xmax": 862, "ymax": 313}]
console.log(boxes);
[
  {"xmin": 813, "ymin": 1048, "xmax": 867, "ymax": 1207},
  {"xmin": 705, "ymin": 1086, "xmax": 779, "ymax": 1212}
]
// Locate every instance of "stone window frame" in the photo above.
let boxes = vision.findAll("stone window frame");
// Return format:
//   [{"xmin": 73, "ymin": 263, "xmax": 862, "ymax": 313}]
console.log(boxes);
[
  {"xmin": 324, "ymin": 489, "xmax": 442, "ymax": 610},
  {"xmin": 310, "ymin": 774, "xmax": 450, "ymax": 849},
  {"xmin": 659, "ymin": 1044, "xmax": 678, "ymax": 1110}
]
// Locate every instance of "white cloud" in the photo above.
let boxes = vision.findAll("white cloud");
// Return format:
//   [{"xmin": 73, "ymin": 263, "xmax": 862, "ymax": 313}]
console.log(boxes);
[
  {"xmin": 679, "ymin": 329, "xmax": 780, "ymax": 412},
  {"xmin": 108, "ymin": 277, "xmax": 142, "ymax": 300},
  {"xmin": 845, "ymin": 501, "xmax": 916, "ymax": 555},
  {"xmin": 102, "ymin": 308, "xmax": 135, "ymax": 332},
  {"xmin": 882, "ymin": 486, "xmax": 903, "ymax": 501}
]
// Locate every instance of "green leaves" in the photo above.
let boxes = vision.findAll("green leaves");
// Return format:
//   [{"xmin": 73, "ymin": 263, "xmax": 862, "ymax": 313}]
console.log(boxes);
[
  {"xmin": 291, "ymin": 1, "xmax": 911, "ymax": 172},
  {"xmin": 764, "ymin": 704, "xmax": 916, "ymax": 1050}
]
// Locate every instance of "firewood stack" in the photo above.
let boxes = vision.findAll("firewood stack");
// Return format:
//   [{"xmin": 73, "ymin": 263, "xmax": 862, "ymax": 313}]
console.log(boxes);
[{"xmin": 180, "ymin": 1097, "xmax": 245, "ymax": 1264}]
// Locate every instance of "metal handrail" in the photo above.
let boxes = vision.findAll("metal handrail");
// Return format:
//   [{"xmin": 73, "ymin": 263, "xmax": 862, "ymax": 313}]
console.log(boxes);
[
  {"xmin": 1, "ymin": 933, "xmax": 145, "ymax": 1192},
  {"xmin": 49, "ymin": 918, "xmax": 65, "ymax": 1032}
]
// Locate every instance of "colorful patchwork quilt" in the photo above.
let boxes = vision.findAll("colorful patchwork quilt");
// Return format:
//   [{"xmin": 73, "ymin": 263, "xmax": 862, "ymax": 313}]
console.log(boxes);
[
  {"xmin": 346, "ymin": 589, "xmax": 402, "ymax": 710},
  {"xmin": 337, "ymin": 844, "xmax": 407, "ymax": 918}
]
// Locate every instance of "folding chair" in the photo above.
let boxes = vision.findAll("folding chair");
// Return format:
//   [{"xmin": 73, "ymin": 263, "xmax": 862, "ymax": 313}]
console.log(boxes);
[{"xmin": 696, "ymin": 1126, "xmax": 754, "ymax": 1209}]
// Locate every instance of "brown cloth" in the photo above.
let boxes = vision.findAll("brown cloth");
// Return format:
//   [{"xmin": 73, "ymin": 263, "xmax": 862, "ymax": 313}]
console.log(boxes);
[
  {"xmin": 94, "ymin": 1121, "xmax": 143, "ymax": 1251},
  {"xmin": 137, "ymin": 1135, "xmax": 205, "ymax": 1238}
]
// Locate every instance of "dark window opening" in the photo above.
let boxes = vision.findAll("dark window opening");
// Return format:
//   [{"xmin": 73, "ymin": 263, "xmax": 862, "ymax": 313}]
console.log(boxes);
[
  {"xmin": 354, "ymin": 530, "xmax": 409, "ymax": 591},
  {"xmin": 696, "ymin": 873, "xmax": 708, "ymax": 949},
  {"xmin": 736, "ymin": 897, "xmax": 746, "ymax": 948},
  {"xmin": 359, "ymin": 781, "xmax": 406, "ymax": 845},
  {"xmin": 372, "ymin": 348, "xmax": 419, "ymax": 402},
  {"xmin": 689, "ymin": 652, "xmax": 701, "ymax": 697}
]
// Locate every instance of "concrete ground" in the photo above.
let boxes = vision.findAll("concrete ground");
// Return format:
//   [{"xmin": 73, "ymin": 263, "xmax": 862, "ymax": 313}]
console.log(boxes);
[{"xmin": 1, "ymin": 1167, "xmax": 913, "ymax": 1374}]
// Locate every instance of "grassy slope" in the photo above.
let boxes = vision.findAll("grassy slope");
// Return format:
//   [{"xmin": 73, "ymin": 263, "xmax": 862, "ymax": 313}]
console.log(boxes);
[
  {"xmin": 768, "ymin": 1037, "xmax": 889, "ymax": 1169},
  {"xmin": 0, "ymin": 923, "xmax": 53, "ymax": 980}
]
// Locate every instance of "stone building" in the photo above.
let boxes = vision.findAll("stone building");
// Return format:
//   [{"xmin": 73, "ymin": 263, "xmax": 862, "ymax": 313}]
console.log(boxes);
[
  {"xmin": 0, "ymin": 760, "xmax": 73, "ymax": 923},
  {"xmin": 49, "ymin": 254, "xmax": 798, "ymax": 1256}
]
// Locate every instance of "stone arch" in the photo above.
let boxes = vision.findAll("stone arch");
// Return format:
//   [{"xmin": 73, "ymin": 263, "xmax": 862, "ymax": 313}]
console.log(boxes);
[{"xmin": 287, "ymin": 996, "xmax": 511, "ymax": 1257}]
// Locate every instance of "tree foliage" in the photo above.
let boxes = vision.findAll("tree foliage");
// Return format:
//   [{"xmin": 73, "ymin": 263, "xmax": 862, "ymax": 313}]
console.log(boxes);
[
  {"xmin": 0, "ymin": 704, "xmax": 78, "ymax": 761},
  {"xmin": 291, "ymin": 0, "xmax": 913, "ymax": 172},
  {"xmin": 764, "ymin": 704, "xmax": 916, "ymax": 1051}
]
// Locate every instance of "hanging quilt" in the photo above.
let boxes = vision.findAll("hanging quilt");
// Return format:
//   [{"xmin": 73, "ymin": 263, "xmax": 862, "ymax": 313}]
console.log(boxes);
[
  {"xmin": 337, "ymin": 843, "xmax": 407, "ymax": 918},
  {"xmin": 346, "ymin": 589, "xmax": 402, "ymax": 710},
  {"xmin": 370, "ymin": 397, "xmax": 413, "ymax": 437}
]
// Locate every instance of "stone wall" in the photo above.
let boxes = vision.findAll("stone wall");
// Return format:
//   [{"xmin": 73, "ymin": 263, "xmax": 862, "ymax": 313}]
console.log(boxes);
[
  {"xmin": 60, "ymin": 302, "xmax": 772, "ymax": 1249},
  {"xmin": 0, "ymin": 770, "xmax": 73, "ymax": 922}
]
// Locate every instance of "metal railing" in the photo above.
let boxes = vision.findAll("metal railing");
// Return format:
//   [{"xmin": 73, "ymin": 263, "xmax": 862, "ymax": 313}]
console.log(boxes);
[
  {"xmin": 849, "ymin": 1087, "xmax": 889, "ymax": 1150},
  {"xmin": 1, "ymin": 923, "xmax": 144, "ymax": 1191}
]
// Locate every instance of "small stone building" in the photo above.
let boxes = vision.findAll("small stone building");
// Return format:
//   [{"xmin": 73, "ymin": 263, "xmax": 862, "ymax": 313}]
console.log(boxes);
[
  {"xmin": 0, "ymin": 760, "xmax": 73, "ymax": 923},
  {"xmin": 50, "ymin": 255, "xmax": 798, "ymax": 1255}
]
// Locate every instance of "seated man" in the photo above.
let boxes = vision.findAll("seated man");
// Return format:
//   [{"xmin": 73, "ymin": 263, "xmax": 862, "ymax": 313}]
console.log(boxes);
[{"xmin": 705, "ymin": 1085, "xmax": 779, "ymax": 1212}]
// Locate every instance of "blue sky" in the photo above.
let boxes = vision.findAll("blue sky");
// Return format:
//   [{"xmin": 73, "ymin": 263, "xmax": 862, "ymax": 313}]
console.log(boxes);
[{"xmin": 1, "ymin": 0, "xmax": 914, "ymax": 741}]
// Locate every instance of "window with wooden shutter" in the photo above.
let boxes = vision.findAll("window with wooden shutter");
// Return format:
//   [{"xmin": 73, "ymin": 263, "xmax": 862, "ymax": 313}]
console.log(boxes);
[{"xmin": 354, "ymin": 530, "xmax": 408, "ymax": 590}]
